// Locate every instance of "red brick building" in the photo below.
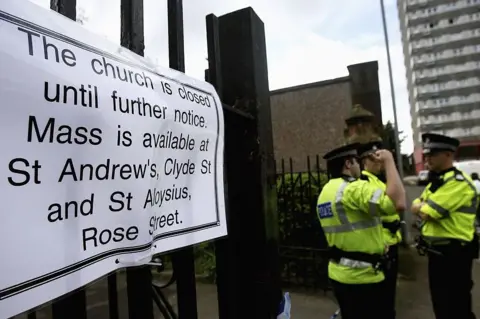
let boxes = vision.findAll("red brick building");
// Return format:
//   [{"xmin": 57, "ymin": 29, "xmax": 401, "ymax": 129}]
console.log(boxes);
[{"xmin": 270, "ymin": 61, "xmax": 383, "ymax": 172}]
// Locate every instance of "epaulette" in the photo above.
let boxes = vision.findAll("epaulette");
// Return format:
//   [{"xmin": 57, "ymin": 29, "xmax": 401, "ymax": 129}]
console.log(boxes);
[
  {"xmin": 342, "ymin": 176, "xmax": 356, "ymax": 183},
  {"xmin": 360, "ymin": 174, "xmax": 369, "ymax": 182},
  {"xmin": 453, "ymin": 168, "xmax": 465, "ymax": 182}
]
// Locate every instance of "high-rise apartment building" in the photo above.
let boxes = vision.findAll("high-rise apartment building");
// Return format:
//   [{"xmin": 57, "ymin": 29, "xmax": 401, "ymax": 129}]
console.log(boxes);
[{"xmin": 398, "ymin": 0, "xmax": 480, "ymax": 171}]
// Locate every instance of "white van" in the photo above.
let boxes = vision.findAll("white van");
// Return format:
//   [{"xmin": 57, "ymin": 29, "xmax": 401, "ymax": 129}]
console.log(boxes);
[{"xmin": 454, "ymin": 160, "xmax": 480, "ymax": 176}]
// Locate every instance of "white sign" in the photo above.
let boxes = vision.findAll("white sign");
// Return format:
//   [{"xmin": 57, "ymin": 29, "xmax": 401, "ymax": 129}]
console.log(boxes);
[{"xmin": 0, "ymin": 1, "xmax": 227, "ymax": 317}]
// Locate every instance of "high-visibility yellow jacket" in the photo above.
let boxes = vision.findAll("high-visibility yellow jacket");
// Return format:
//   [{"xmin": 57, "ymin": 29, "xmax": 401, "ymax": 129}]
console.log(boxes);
[
  {"xmin": 361, "ymin": 170, "xmax": 402, "ymax": 246},
  {"xmin": 413, "ymin": 168, "xmax": 479, "ymax": 243},
  {"xmin": 317, "ymin": 176, "xmax": 398, "ymax": 284}
]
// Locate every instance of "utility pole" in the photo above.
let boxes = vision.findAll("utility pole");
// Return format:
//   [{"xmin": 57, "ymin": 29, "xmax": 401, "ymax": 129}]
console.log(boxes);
[
  {"xmin": 380, "ymin": 0, "xmax": 404, "ymax": 179},
  {"xmin": 380, "ymin": 0, "xmax": 411, "ymax": 245}
]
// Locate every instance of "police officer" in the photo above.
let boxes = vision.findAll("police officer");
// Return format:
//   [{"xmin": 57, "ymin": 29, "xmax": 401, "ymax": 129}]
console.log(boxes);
[
  {"xmin": 412, "ymin": 133, "xmax": 479, "ymax": 319},
  {"xmin": 358, "ymin": 141, "xmax": 401, "ymax": 319},
  {"xmin": 317, "ymin": 143, "xmax": 406, "ymax": 319},
  {"xmin": 473, "ymin": 173, "xmax": 480, "ymax": 232},
  {"xmin": 472, "ymin": 172, "xmax": 480, "ymax": 192}
]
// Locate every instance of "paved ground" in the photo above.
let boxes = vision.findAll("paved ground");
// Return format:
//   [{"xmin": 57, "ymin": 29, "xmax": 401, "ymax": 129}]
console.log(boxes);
[
  {"xmin": 13, "ymin": 186, "xmax": 480, "ymax": 318},
  {"xmin": 15, "ymin": 257, "xmax": 480, "ymax": 319}
]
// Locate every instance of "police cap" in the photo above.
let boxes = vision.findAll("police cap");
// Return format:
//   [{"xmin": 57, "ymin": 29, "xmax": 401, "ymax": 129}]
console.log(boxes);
[
  {"xmin": 422, "ymin": 133, "xmax": 459, "ymax": 154},
  {"xmin": 323, "ymin": 143, "xmax": 359, "ymax": 162},
  {"xmin": 357, "ymin": 141, "xmax": 383, "ymax": 159}
]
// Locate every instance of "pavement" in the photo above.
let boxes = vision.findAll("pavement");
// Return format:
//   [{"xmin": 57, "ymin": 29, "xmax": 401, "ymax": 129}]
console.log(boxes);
[
  {"xmin": 13, "ymin": 186, "xmax": 480, "ymax": 318},
  {"xmin": 16, "ymin": 256, "xmax": 480, "ymax": 319}
]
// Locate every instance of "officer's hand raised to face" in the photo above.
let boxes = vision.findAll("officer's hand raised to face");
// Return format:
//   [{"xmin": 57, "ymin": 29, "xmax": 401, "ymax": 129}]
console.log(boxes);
[{"xmin": 371, "ymin": 149, "xmax": 394, "ymax": 163}]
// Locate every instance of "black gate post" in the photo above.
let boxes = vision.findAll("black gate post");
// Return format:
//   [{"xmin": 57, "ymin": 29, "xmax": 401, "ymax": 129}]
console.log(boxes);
[
  {"xmin": 167, "ymin": 1, "xmax": 199, "ymax": 318},
  {"xmin": 50, "ymin": 0, "xmax": 76, "ymax": 19},
  {"xmin": 120, "ymin": 1, "xmax": 154, "ymax": 319},
  {"xmin": 49, "ymin": 2, "xmax": 86, "ymax": 319},
  {"xmin": 209, "ymin": 7, "xmax": 281, "ymax": 319},
  {"xmin": 205, "ymin": 13, "xmax": 232, "ymax": 319}
]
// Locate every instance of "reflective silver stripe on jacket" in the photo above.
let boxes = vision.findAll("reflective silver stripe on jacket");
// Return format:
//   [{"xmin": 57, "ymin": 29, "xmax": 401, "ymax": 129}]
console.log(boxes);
[
  {"xmin": 425, "ymin": 174, "xmax": 478, "ymax": 219},
  {"xmin": 322, "ymin": 181, "xmax": 381, "ymax": 234},
  {"xmin": 369, "ymin": 189, "xmax": 383, "ymax": 217},
  {"xmin": 335, "ymin": 257, "xmax": 373, "ymax": 269},
  {"xmin": 464, "ymin": 176, "xmax": 479, "ymax": 217},
  {"xmin": 426, "ymin": 199, "xmax": 449, "ymax": 218}
]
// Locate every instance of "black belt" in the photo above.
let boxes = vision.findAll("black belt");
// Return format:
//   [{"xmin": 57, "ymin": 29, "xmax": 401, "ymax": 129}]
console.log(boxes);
[
  {"xmin": 414, "ymin": 235, "xmax": 442, "ymax": 256},
  {"xmin": 415, "ymin": 234, "xmax": 479, "ymax": 258},
  {"xmin": 382, "ymin": 220, "xmax": 401, "ymax": 234},
  {"xmin": 328, "ymin": 246, "xmax": 387, "ymax": 272}
]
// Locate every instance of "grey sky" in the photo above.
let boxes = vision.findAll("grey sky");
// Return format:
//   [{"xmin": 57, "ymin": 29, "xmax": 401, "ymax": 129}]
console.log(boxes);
[{"xmin": 29, "ymin": 0, "xmax": 412, "ymax": 153}]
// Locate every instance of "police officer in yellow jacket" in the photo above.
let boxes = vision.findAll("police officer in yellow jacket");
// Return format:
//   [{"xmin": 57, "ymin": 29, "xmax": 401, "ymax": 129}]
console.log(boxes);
[
  {"xmin": 358, "ymin": 141, "xmax": 401, "ymax": 319},
  {"xmin": 317, "ymin": 143, "xmax": 406, "ymax": 319},
  {"xmin": 412, "ymin": 133, "xmax": 479, "ymax": 319}
]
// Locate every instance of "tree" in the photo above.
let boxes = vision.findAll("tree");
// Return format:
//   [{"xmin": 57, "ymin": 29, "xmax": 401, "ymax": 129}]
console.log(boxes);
[
  {"xmin": 380, "ymin": 121, "xmax": 414, "ymax": 173},
  {"xmin": 381, "ymin": 121, "xmax": 404, "ymax": 155}
]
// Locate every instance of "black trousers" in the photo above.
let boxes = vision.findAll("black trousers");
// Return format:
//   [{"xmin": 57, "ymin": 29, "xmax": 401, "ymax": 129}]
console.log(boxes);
[
  {"xmin": 428, "ymin": 248, "xmax": 476, "ymax": 319},
  {"xmin": 383, "ymin": 245, "xmax": 398, "ymax": 319},
  {"xmin": 331, "ymin": 279, "xmax": 387, "ymax": 319},
  {"xmin": 383, "ymin": 244, "xmax": 399, "ymax": 319}
]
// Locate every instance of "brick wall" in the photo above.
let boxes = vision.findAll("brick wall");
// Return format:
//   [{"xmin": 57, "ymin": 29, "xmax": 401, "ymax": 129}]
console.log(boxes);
[
  {"xmin": 270, "ymin": 61, "xmax": 382, "ymax": 172},
  {"xmin": 270, "ymin": 77, "xmax": 352, "ymax": 172}
]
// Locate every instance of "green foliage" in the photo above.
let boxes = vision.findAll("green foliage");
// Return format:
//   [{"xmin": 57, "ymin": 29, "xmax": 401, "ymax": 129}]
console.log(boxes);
[
  {"xmin": 380, "ymin": 121, "xmax": 416, "ymax": 173},
  {"xmin": 193, "ymin": 129, "xmax": 413, "ymax": 285},
  {"xmin": 277, "ymin": 172, "xmax": 329, "ymax": 247},
  {"xmin": 193, "ymin": 171, "xmax": 330, "ymax": 283},
  {"xmin": 194, "ymin": 242, "xmax": 216, "ymax": 283},
  {"xmin": 381, "ymin": 121, "xmax": 405, "ymax": 155}
]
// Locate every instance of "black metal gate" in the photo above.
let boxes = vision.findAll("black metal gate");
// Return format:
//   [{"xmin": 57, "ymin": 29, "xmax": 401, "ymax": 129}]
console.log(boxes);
[
  {"xmin": 12, "ymin": 0, "xmax": 281, "ymax": 318},
  {"xmin": 276, "ymin": 156, "xmax": 331, "ymax": 292}
]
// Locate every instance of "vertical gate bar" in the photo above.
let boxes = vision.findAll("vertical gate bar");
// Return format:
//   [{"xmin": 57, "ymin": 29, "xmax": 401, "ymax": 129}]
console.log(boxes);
[
  {"xmin": 49, "ymin": 2, "xmax": 86, "ymax": 318},
  {"xmin": 50, "ymin": 0, "xmax": 76, "ymax": 20},
  {"xmin": 120, "ymin": 0, "xmax": 145, "ymax": 56},
  {"xmin": 205, "ymin": 13, "xmax": 233, "ymax": 319},
  {"xmin": 168, "ymin": 1, "xmax": 198, "ymax": 318},
  {"xmin": 205, "ymin": 14, "xmax": 223, "ymax": 100},
  {"xmin": 289, "ymin": 158, "xmax": 295, "ymax": 215},
  {"xmin": 51, "ymin": 289, "xmax": 87, "ymax": 319},
  {"xmin": 107, "ymin": 273, "xmax": 119, "ymax": 319},
  {"xmin": 125, "ymin": 267, "xmax": 154, "ymax": 319},
  {"xmin": 281, "ymin": 159, "xmax": 286, "ymax": 214},
  {"xmin": 120, "ymin": 1, "xmax": 153, "ymax": 319},
  {"xmin": 299, "ymin": 164, "xmax": 304, "ymax": 214},
  {"xmin": 307, "ymin": 156, "xmax": 312, "ymax": 211},
  {"xmin": 168, "ymin": 0, "xmax": 185, "ymax": 72}
]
